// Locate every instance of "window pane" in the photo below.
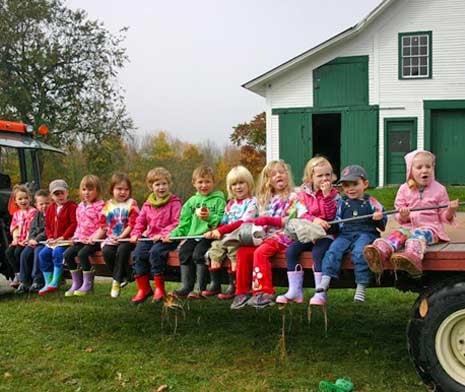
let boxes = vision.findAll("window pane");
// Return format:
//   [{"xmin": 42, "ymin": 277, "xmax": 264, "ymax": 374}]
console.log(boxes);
[
  {"xmin": 403, "ymin": 66, "xmax": 411, "ymax": 76},
  {"xmin": 403, "ymin": 58, "xmax": 411, "ymax": 66},
  {"xmin": 412, "ymin": 36, "xmax": 419, "ymax": 45},
  {"xmin": 420, "ymin": 66, "xmax": 428, "ymax": 76},
  {"xmin": 420, "ymin": 36, "xmax": 427, "ymax": 45},
  {"xmin": 412, "ymin": 57, "xmax": 419, "ymax": 66},
  {"xmin": 412, "ymin": 46, "xmax": 419, "ymax": 55},
  {"xmin": 403, "ymin": 36, "xmax": 411, "ymax": 45},
  {"xmin": 419, "ymin": 46, "xmax": 427, "ymax": 55},
  {"xmin": 403, "ymin": 47, "xmax": 411, "ymax": 56},
  {"xmin": 420, "ymin": 57, "xmax": 427, "ymax": 65},
  {"xmin": 412, "ymin": 67, "xmax": 419, "ymax": 76}
]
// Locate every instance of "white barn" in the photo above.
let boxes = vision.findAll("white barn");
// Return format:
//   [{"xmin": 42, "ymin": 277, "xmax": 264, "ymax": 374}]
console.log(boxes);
[{"xmin": 243, "ymin": 0, "xmax": 465, "ymax": 186}]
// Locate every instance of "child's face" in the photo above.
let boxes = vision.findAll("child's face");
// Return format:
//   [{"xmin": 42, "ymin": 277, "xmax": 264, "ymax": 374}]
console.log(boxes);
[
  {"xmin": 152, "ymin": 178, "xmax": 170, "ymax": 199},
  {"xmin": 35, "ymin": 195, "xmax": 50, "ymax": 213},
  {"xmin": 193, "ymin": 176, "xmax": 214, "ymax": 196},
  {"xmin": 341, "ymin": 178, "xmax": 368, "ymax": 199},
  {"xmin": 15, "ymin": 191, "xmax": 31, "ymax": 209},
  {"xmin": 311, "ymin": 163, "xmax": 333, "ymax": 191},
  {"xmin": 113, "ymin": 181, "xmax": 130, "ymax": 203},
  {"xmin": 269, "ymin": 165, "xmax": 289, "ymax": 192},
  {"xmin": 51, "ymin": 190, "xmax": 68, "ymax": 205},
  {"xmin": 231, "ymin": 180, "xmax": 250, "ymax": 200},
  {"xmin": 81, "ymin": 186, "xmax": 98, "ymax": 204},
  {"xmin": 411, "ymin": 153, "xmax": 434, "ymax": 187}
]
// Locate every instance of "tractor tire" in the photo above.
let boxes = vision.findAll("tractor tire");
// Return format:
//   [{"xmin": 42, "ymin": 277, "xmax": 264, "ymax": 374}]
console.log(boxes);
[{"xmin": 407, "ymin": 279, "xmax": 465, "ymax": 391}]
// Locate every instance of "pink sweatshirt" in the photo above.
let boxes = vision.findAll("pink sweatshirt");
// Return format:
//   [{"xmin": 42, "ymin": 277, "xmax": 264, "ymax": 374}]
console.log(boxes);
[
  {"xmin": 297, "ymin": 183, "xmax": 339, "ymax": 222},
  {"xmin": 73, "ymin": 200, "xmax": 105, "ymax": 241},
  {"xmin": 131, "ymin": 195, "xmax": 182, "ymax": 238},
  {"xmin": 10, "ymin": 207, "xmax": 37, "ymax": 242},
  {"xmin": 395, "ymin": 149, "xmax": 454, "ymax": 241}
]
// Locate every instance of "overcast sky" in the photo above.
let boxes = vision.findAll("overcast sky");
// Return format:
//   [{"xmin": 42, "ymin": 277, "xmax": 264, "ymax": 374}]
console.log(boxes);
[{"xmin": 66, "ymin": 0, "xmax": 382, "ymax": 145}]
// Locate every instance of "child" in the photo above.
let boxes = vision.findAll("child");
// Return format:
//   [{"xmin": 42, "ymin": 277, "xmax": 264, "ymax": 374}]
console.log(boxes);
[
  {"xmin": 203, "ymin": 165, "xmax": 258, "ymax": 299},
  {"xmin": 167, "ymin": 165, "xmax": 225, "ymax": 299},
  {"xmin": 96, "ymin": 173, "xmax": 139, "ymax": 298},
  {"xmin": 62, "ymin": 175, "xmax": 104, "ymax": 296},
  {"xmin": 130, "ymin": 167, "xmax": 181, "ymax": 303},
  {"xmin": 231, "ymin": 160, "xmax": 304, "ymax": 310},
  {"xmin": 17, "ymin": 189, "xmax": 50, "ymax": 293},
  {"xmin": 5, "ymin": 185, "xmax": 37, "ymax": 288},
  {"xmin": 364, "ymin": 149, "xmax": 459, "ymax": 277},
  {"xmin": 38, "ymin": 179, "xmax": 77, "ymax": 295},
  {"xmin": 315, "ymin": 165, "xmax": 386, "ymax": 302},
  {"xmin": 276, "ymin": 156, "xmax": 339, "ymax": 306}
]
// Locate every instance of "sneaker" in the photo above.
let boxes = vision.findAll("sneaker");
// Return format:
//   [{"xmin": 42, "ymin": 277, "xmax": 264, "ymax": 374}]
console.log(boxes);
[
  {"xmin": 29, "ymin": 282, "xmax": 44, "ymax": 293},
  {"xmin": 246, "ymin": 293, "xmax": 275, "ymax": 309},
  {"xmin": 110, "ymin": 280, "xmax": 121, "ymax": 298},
  {"xmin": 15, "ymin": 283, "xmax": 30, "ymax": 294},
  {"xmin": 230, "ymin": 294, "xmax": 251, "ymax": 310},
  {"xmin": 120, "ymin": 280, "xmax": 129, "ymax": 289}
]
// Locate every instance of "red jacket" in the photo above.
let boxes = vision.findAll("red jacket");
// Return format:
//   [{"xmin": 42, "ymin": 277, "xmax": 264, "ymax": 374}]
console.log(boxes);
[{"xmin": 45, "ymin": 200, "xmax": 78, "ymax": 240}]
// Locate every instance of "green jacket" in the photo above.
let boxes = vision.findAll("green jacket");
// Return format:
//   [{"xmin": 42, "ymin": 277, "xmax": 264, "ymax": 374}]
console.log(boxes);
[{"xmin": 170, "ymin": 190, "xmax": 226, "ymax": 237}]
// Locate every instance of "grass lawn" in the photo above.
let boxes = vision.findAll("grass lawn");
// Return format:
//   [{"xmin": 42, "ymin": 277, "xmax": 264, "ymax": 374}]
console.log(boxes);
[{"xmin": 0, "ymin": 283, "xmax": 427, "ymax": 392}]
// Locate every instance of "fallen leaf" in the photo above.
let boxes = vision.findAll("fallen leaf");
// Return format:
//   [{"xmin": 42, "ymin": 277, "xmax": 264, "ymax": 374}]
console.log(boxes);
[
  {"xmin": 84, "ymin": 347, "xmax": 94, "ymax": 353},
  {"xmin": 156, "ymin": 385, "xmax": 168, "ymax": 392}
]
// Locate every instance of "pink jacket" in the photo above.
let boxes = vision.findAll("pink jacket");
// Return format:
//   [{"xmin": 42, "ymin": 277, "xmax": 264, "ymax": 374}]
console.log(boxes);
[
  {"xmin": 395, "ymin": 149, "xmax": 454, "ymax": 241},
  {"xmin": 297, "ymin": 184, "xmax": 338, "ymax": 222},
  {"xmin": 132, "ymin": 195, "xmax": 182, "ymax": 238},
  {"xmin": 10, "ymin": 207, "xmax": 37, "ymax": 242},
  {"xmin": 73, "ymin": 200, "xmax": 105, "ymax": 241}
]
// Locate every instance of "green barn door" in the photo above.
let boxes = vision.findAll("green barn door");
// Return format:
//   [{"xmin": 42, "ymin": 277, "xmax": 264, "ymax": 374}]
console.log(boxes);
[
  {"xmin": 279, "ymin": 112, "xmax": 312, "ymax": 183},
  {"xmin": 385, "ymin": 119, "xmax": 417, "ymax": 185},
  {"xmin": 431, "ymin": 109, "xmax": 465, "ymax": 184},
  {"xmin": 341, "ymin": 107, "xmax": 378, "ymax": 186}
]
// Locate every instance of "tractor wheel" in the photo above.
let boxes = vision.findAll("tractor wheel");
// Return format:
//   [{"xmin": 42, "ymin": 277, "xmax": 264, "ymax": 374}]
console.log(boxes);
[{"xmin": 407, "ymin": 279, "xmax": 465, "ymax": 391}]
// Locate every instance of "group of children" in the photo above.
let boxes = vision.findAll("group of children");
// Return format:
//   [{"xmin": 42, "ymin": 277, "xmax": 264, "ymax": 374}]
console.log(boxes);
[{"xmin": 4, "ymin": 148, "xmax": 459, "ymax": 310}]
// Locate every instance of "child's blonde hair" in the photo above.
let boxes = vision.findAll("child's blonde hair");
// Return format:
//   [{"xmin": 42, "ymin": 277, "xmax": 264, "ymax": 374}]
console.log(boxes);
[
  {"xmin": 408, "ymin": 150, "xmax": 436, "ymax": 189},
  {"xmin": 192, "ymin": 165, "xmax": 215, "ymax": 183},
  {"xmin": 109, "ymin": 172, "xmax": 132, "ymax": 197},
  {"xmin": 256, "ymin": 160, "xmax": 294, "ymax": 209},
  {"xmin": 12, "ymin": 184, "xmax": 31, "ymax": 202},
  {"xmin": 80, "ymin": 175, "xmax": 102, "ymax": 200},
  {"xmin": 146, "ymin": 167, "xmax": 172, "ymax": 190},
  {"xmin": 302, "ymin": 156, "xmax": 335, "ymax": 185},
  {"xmin": 226, "ymin": 165, "xmax": 254, "ymax": 199}
]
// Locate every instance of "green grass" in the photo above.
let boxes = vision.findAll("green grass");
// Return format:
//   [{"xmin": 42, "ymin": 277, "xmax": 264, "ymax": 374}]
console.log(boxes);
[
  {"xmin": 0, "ymin": 283, "xmax": 427, "ymax": 392},
  {"xmin": 369, "ymin": 185, "xmax": 465, "ymax": 210}
]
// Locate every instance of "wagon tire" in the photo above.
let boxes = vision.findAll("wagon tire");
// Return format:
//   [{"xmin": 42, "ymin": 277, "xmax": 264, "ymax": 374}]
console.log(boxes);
[{"xmin": 407, "ymin": 279, "xmax": 465, "ymax": 392}]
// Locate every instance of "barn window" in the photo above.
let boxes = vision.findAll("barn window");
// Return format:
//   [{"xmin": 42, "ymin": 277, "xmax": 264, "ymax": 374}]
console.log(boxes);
[{"xmin": 399, "ymin": 31, "xmax": 432, "ymax": 79}]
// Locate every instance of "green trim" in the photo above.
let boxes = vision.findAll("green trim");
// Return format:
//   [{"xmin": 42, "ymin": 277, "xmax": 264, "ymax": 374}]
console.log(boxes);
[
  {"xmin": 272, "ymin": 105, "xmax": 378, "ymax": 115},
  {"xmin": 423, "ymin": 100, "xmax": 465, "ymax": 149},
  {"xmin": 398, "ymin": 31, "xmax": 432, "ymax": 80},
  {"xmin": 383, "ymin": 117, "xmax": 417, "ymax": 184},
  {"xmin": 326, "ymin": 55, "xmax": 369, "ymax": 65}
]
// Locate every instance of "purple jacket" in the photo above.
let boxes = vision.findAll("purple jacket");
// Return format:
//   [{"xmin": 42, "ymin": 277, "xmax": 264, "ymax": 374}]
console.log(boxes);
[{"xmin": 132, "ymin": 195, "xmax": 182, "ymax": 238}]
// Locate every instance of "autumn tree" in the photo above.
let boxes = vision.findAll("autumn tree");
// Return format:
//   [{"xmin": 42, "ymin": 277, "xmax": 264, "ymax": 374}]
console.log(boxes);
[
  {"xmin": 230, "ymin": 112, "xmax": 266, "ymax": 176},
  {"xmin": 0, "ymin": 0, "xmax": 133, "ymax": 145}
]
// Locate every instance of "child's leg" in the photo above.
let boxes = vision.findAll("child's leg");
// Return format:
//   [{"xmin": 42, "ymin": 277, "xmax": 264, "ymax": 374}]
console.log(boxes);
[
  {"xmin": 174, "ymin": 239, "xmax": 198, "ymax": 297},
  {"xmin": 114, "ymin": 242, "xmax": 135, "ymax": 283},
  {"xmin": 285, "ymin": 240, "xmax": 313, "ymax": 271},
  {"xmin": 131, "ymin": 241, "xmax": 154, "ymax": 303},
  {"xmin": 189, "ymin": 239, "xmax": 213, "ymax": 297},
  {"xmin": 19, "ymin": 245, "xmax": 34, "ymax": 284},
  {"xmin": 149, "ymin": 241, "xmax": 178, "ymax": 301},
  {"xmin": 234, "ymin": 246, "xmax": 255, "ymax": 295},
  {"xmin": 309, "ymin": 238, "xmax": 333, "ymax": 306},
  {"xmin": 203, "ymin": 240, "xmax": 226, "ymax": 296},
  {"xmin": 351, "ymin": 232, "xmax": 378, "ymax": 302},
  {"xmin": 31, "ymin": 245, "xmax": 45, "ymax": 285},
  {"xmin": 39, "ymin": 245, "xmax": 67, "ymax": 295},
  {"xmin": 76, "ymin": 243, "xmax": 100, "ymax": 272},
  {"xmin": 102, "ymin": 244, "xmax": 117, "ymax": 276},
  {"xmin": 252, "ymin": 238, "xmax": 284, "ymax": 295},
  {"xmin": 217, "ymin": 245, "xmax": 238, "ymax": 300},
  {"xmin": 63, "ymin": 244, "xmax": 83, "ymax": 271}
]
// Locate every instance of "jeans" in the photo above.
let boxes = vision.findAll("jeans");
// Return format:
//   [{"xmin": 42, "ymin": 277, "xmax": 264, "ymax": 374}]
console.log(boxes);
[
  {"xmin": 39, "ymin": 245, "xmax": 68, "ymax": 273},
  {"xmin": 285, "ymin": 237, "xmax": 333, "ymax": 272},
  {"xmin": 19, "ymin": 245, "xmax": 44, "ymax": 283},
  {"xmin": 132, "ymin": 240, "xmax": 179, "ymax": 276},
  {"xmin": 322, "ymin": 231, "xmax": 378, "ymax": 285}
]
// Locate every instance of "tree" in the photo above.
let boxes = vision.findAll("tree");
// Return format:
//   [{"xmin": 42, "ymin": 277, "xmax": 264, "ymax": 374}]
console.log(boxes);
[
  {"xmin": 0, "ymin": 0, "xmax": 133, "ymax": 145},
  {"xmin": 230, "ymin": 112, "xmax": 266, "ymax": 176}
]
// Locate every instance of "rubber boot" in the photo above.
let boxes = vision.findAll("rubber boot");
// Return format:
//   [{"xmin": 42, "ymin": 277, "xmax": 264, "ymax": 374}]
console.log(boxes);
[
  {"xmin": 172, "ymin": 264, "xmax": 195, "ymax": 298},
  {"xmin": 74, "ymin": 270, "xmax": 94, "ymax": 296},
  {"xmin": 391, "ymin": 238, "xmax": 425, "ymax": 277},
  {"xmin": 38, "ymin": 267, "xmax": 62, "ymax": 296},
  {"xmin": 363, "ymin": 238, "xmax": 394, "ymax": 274},
  {"xmin": 218, "ymin": 271, "xmax": 236, "ymax": 300},
  {"xmin": 188, "ymin": 263, "xmax": 208, "ymax": 299},
  {"xmin": 276, "ymin": 264, "xmax": 304, "ymax": 304},
  {"xmin": 131, "ymin": 274, "xmax": 153, "ymax": 303},
  {"xmin": 38, "ymin": 272, "xmax": 53, "ymax": 295},
  {"xmin": 152, "ymin": 274, "xmax": 166, "ymax": 302},
  {"xmin": 110, "ymin": 280, "xmax": 121, "ymax": 298},
  {"xmin": 65, "ymin": 269, "xmax": 83, "ymax": 297},
  {"xmin": 309, "ymin": 271, "xmax": 327, "ymax": 306},
  {"xmin": 201, "ymin": 268, "xmax": 222, "ymax": 297}
]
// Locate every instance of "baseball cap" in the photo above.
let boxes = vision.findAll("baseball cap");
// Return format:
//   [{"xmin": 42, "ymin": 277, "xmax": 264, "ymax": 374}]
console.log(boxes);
[
  {"xmin": 338, "ymin": 165, "xmax": 368, "ymax": 183},
  {"xmin": 49, "ymin": 179, "xmax": 68, "ymax": 194}
]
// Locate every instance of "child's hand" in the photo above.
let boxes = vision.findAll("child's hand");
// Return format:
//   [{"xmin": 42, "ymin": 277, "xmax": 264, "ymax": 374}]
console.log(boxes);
[
  {"xmin": 162, "ymin": 236, "xmax": 172, "ymax": 243},
  {"xmin": 129, "ymin": 236, "xmax": 138, "ymax": 244},
  {"xmin": 204, "ymin": 230, "xmax": 221, "ymax": 240},
  {"xmin": 399, "ymin": 207, "xmax": 410, "ymax": 220},
  {"xmin": 197, "ymin": 207, "xmax": 209, "ymax": 220},
  {"xmin": 313, "ymin": 217, "xmax": 330, "ymax": 230},
  {"xmin": 28, "ymin": 239, "xmax": 38, "ymax": 247},
  {"xmin": 320, "ymin": 180, "xmax": 332, "ymax": 197},
  {"xmin": 372, "ymin": 211, "xmax": 384, "ymax": 221},
  {"xmin": 11, "ymin": 238, "xmax": 18, "ymax": 246},
  {"xmin": 152, "ymin": 234, "xmax": 162, "ymax": 242},
  {"xmin": 450, "ymin": 199, "xmax": 459, "ymax": 211}
]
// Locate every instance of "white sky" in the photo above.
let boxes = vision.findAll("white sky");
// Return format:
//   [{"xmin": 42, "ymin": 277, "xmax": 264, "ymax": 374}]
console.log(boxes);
[{"xmin": 66, "ymin": 0, "xmax": 383, "ymax": 145}]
